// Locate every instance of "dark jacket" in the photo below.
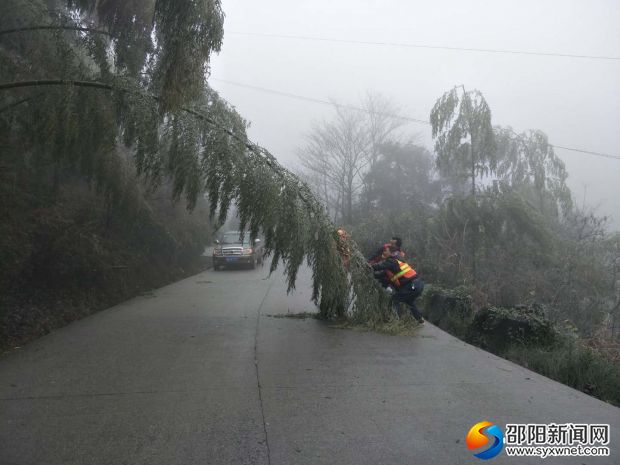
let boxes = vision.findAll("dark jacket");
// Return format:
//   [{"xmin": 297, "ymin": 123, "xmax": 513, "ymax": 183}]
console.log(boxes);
[
  {"xmin": 374, "ymin": 257, "xmax": 424, "ymax": 302},
  {"xmin": 372, "ymin": 256, "xmax": 416, "ymax": 287}
]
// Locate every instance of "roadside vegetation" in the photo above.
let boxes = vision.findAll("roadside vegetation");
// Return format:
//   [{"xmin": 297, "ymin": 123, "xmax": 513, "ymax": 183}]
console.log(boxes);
[
  {"xmin": 0, "ymin": 160, "xmax": 216, "ymax": 351},
  {"xmin": 503, "ymin": 340, "xmax": 620, "ymax": 406},
  {"xmin": 418, "ymin": 286, "xmax": 620, "ymax": 405}
]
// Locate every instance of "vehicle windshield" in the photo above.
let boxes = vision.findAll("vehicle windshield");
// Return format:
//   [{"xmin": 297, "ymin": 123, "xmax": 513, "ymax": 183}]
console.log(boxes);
[{"xmin": 221, "ymin": 233, "xmax": 252, "ymax": 246}]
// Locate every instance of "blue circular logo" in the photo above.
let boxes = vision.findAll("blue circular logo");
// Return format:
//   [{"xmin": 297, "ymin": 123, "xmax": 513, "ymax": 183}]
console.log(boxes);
[{"xmin": 466, "ymin": 421, "xmax": 504, "ymax": 460}]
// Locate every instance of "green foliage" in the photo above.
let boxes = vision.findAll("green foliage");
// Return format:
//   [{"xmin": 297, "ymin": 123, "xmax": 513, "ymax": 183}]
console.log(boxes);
[
  {"xmin": 430, "ymin": 86, "xmax": 496, "ymax": 195},
  {"xmin": 420, "ymin": 284, "xmax": 475, "ymax": 337},
  {"xmin": 418, "ymin": 286, "xmax": 620, "ymax": 405},
  {"xmin": 333, "ymin": 314, "xmax": 423, "ymax": 336},
  {"xmin": 353, "ymin": 209, "xmax": 431, "ymax": 260},
  {"xmin": 353, "ymin": 141, "xmax": 439, "ymax": 281},
  {"xmin": 495, "ymin": 126, "xmax": 572, "ymax": 215},
  {"xmin": 361, "ymin": 142, "xmax": 440, "ymax": 212},
  {"xmin": 468, "ymin": 305, "xmax": 557, "ymax": 352},
  {"xmin": 424, "ymin": 190, "xmax": 556, "ymax": 296},
  {"xmin": 543, "ymin": 208, "xmax": 615, "ymax": 335},
  {"xmin": 63, "ymin": 0, "xmax": 224, "ymax": 110},
  {"xmin": 151, "ymin": 0, "xmax": 225, "ymax": 111},
  {"xmin": 429, "ymin": 86, "xmax": 497, "ymax": 283},
  {"xmin": 0, "ymin": 173, "xmax": 216, "ymax": 350},
  {"xmin": 503, "ymin": 338, "xmax": 620, "ymax": 406}
]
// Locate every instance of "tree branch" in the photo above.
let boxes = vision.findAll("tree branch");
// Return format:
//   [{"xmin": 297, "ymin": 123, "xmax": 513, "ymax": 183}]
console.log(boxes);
[
  {"xmin": 0, "ymin": 25, "xmax": 114, "ymax": 38},
  {"xmin": 0, "ymin": 80, "xmax": 114, "ymax": 92}
]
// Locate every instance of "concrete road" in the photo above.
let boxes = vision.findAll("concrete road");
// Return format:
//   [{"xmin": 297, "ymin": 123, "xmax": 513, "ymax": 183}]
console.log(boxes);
[{"xmin": 1, "ymin": 264, "xmax": 618, "ymax": 465}]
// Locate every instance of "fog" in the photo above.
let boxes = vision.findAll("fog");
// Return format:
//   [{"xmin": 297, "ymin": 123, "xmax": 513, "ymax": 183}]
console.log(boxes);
[{"xmin": 209, "ymin": 0, "xmax": 620, "ymax": 230}]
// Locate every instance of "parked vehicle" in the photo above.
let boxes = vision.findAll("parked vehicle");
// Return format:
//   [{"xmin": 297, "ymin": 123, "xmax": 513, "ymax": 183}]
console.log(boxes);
[{"xmin": 212, "ymin": 231, "xmax": 264, "ymax": 270}]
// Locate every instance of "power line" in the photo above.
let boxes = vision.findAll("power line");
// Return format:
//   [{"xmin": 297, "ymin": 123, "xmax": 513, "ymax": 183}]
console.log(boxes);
[
  {"xmin": 211, "ymin": 78, "xmax": 620, "ymax": 161},
  {"xmin": 227, "ymin": 31, "xmax": 620, "ymax": 62},
  {"xmin": 210, "ymin": 78, "xmax": 430, "ymax": 125},
  {"xmin": 550, "ymin": 145, "xmax": 620, "ymax": 160}
]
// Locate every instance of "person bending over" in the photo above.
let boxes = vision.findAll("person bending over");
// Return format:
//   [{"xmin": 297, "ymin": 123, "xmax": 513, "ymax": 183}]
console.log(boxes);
[{"xmin": 372, "ymin": 245, "xmax": 424, "ymax": 323}]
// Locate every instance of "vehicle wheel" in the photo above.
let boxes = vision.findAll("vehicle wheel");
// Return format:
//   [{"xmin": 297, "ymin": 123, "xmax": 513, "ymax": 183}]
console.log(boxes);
[
  {"xmin": 213, "ymin": 264, "xmax": 220, "ymax": 271},
  {"xmin": 250, "ymin": 257, "xmax": 257, "ymax": 269}
]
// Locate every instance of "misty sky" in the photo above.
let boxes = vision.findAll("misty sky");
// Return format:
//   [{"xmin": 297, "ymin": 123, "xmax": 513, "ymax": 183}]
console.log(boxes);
[{"xmin": 209, "ymin": 0, "xmax": 620, "ymax": 230}]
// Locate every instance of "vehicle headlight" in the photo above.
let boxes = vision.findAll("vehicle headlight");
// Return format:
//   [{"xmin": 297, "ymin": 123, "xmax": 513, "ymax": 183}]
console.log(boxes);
[
  {"xmin": 243, "ymin": 248, "xmax": 253, "ymax": 255},
  {"xmin": 213, "ymin": 248, "xmax": 223, "ymax": 256}
]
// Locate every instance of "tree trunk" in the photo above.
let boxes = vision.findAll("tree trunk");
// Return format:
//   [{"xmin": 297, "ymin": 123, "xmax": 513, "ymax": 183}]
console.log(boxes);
[
  {"xmin": 470, "ymin": 137, "xmax": 476, "ymax": 197},
  {"xmin": 345, "ymin": 172, "xmax": 354, "ymax": 224},
  {"xmin": 539, "ymin": 189, "xmax": 545, "ymax": 216},
  {"xmin": 345, "ymin": 186, "xmax": 353, "ymax": 224},
  {"xmin": 470, "ymin": 134, "xmax": 477, "ymax": 284}
]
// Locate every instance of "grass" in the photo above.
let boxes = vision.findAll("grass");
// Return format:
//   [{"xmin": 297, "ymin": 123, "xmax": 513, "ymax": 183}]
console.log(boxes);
[
  {"xmin": 266, "ymin": 310, "xmax": 424, "ymax": 336},
  {"xmin": 501, "ymin": 337, "xmax": 620, "ymax": 406},
  {"xmin": 267, "ymin": 311, "xmax": 320, "ymax": 320},
  {"xmin": 329, "ymin": 314, "xmax": 424, "ymax": 336}
]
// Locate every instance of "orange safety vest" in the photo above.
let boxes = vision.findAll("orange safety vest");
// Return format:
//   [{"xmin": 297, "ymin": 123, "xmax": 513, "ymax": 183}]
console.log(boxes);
[{"xmin": 385, "ymin": 259, "xmax": 417, "ymax": 287}]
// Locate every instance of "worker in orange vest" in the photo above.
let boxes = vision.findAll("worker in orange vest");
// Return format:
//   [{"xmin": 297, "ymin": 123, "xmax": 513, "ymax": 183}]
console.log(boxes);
[{"xmin": 372, "ymin": 245, "xmax": 424, "ymax": 323}]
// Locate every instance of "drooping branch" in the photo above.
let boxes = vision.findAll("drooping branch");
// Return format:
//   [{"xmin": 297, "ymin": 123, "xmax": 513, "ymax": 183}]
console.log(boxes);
[
  {"xmin": 0, "ymin": 80, "xmax": 114, "ymax": 92},
  {"xmin": 0, "ymin": 25, "xmax": 114, "ymax": 37}
]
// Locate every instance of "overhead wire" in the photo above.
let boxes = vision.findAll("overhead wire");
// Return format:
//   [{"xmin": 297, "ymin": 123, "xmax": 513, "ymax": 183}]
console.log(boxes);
[
  {"xmin": 211, "ymin": 78, "xmax": 620, "ymax": 161},
  {"xmin": 227, "ymin": 31, "xmax": 620, "ymax": 62},
  {"xmin": 211, "ymin": 78, "xmax": 429, "ymax": 125},
  {"xmin": 549, "ymin": 145, "xmax": 620, "ymax": 161}
]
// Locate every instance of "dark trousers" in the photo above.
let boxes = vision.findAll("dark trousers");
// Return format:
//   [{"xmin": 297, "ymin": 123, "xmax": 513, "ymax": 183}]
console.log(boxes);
[{"xmin": 392, "ymin": 277, "xmax": 424, "ymax": 320}]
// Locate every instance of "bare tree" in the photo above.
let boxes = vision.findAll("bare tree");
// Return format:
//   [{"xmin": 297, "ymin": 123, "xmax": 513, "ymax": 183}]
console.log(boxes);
[
  {"xmin": 299, "ymin": 106, "xmax": 368, "ymax": 224},
  {"xmin": 362, "ymin": 92, "xmax": 406, "ymax": 169},
  {"xmin": 298, "ymin": 94, "xmax": 405, "ymax": 224}
]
